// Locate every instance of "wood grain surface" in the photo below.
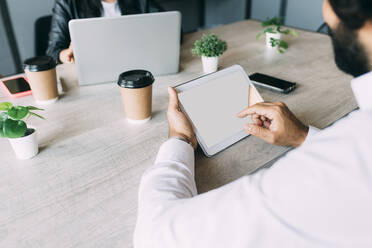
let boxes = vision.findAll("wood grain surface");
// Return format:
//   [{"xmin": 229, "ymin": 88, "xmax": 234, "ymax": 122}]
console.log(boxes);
[{"xmin": 0, "ymin": 20, "xmax": 357, "ymax": 248}]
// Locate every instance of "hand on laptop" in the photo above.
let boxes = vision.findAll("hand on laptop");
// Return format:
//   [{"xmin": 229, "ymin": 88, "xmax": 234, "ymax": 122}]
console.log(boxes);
[
  {"xmin": 59, "ymin": 43, "xmax": 75, "ymax": 64},
  {"xmin": 238, "ymin": 102, "xmax": 309, "ymax": 147},
  {"xmin": 167, "ymin": 87, "xmax": 198, "ymax": 149}
]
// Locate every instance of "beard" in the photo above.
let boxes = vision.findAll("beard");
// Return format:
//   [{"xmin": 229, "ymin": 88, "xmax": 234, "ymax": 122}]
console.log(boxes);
[{"xmin": 329, "ymin": 24, "xmax": 370, "ymax": 77}]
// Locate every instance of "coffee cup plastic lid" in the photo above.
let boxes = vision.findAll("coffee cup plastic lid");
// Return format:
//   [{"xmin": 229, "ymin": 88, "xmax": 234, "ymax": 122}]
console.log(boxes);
[
  {"xmin": 117, "ymin": 70, "xmax": 154, "ymax": 89},
  {"xmin": 23, "ymin": 56, "xmax": 57, "ymax": 72}
]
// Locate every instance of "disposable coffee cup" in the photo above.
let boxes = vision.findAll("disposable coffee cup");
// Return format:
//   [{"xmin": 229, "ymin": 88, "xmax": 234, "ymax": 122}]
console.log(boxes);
[
  {"xmin": 24, "ymin": 56, "xmax": 58, "ymax": 105},
  {"xmin": 118, "ymin": 70, "xmax": 155, "ymax": 124}
]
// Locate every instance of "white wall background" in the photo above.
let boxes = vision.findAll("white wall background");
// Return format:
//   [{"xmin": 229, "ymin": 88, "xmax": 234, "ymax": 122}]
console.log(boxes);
[
  {"xmin": 7, "ymin": 0, "xmax": 54, "ymax": 62},
  {"xmin": 251, "ymin": 0, "xmax": 281, "ymax": 21},
  {"xmin": 285, "ymin": 0, "xmax": 324, "ymax": 31},
  {"xmin": 0, "ymin": 13, "xmax": 15, "ymax": 76},
  {"xmin": 251, "ymin": 0, "xmax": 324, "ymax": 31}
]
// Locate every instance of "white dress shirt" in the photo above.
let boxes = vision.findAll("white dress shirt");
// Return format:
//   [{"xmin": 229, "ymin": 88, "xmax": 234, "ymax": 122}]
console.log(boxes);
[
  {"xmin": 101, "ymin": 1, "xmax": 121, "ymax": 18},
  {"xmin": 134, "ymin": 72, "xmax": 372, "ymax": 248}
]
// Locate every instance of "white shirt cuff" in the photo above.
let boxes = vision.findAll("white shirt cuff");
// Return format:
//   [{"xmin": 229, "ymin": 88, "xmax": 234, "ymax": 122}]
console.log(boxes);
[
  {"xmin": 303, "ymin": 126, "xmax": 321, "ymax": 145},
  {"xmin": 155, "ymin": 138, "xmax": 195, "ymax": 173}
]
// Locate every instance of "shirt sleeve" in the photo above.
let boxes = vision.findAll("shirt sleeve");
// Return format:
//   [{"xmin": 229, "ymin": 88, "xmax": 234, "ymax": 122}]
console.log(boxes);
[
  {"xmin": 134, "ymin": 138, "xmax": 198, "ymax": 247},
  {"xmin": 134, "ymin": 138, "xmax": 273, "ymax": 248},
  {"xmin": 139, "ymin": 138, "xmax": 197, "ymax": 204},
  {"xmin": 134, "ymin": 138, "xmax": 257, "ymax": 248}
]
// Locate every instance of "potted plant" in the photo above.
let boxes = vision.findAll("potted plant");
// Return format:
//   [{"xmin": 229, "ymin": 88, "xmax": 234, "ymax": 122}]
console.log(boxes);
[
  {"xmin": 256, "ymin": 17, "xmax": 298, "ymax": 53},
  {"xmin": 0, "ymin": 102, "xmax": 44, "ymax": 159},
  {"xmin": 192, "ymin": 34, "xmax": 227, "ymax": 74}
]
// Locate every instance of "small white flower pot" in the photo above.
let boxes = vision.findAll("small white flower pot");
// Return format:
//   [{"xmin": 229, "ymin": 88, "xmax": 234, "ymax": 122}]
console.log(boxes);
[
  {"xmin": 8, "ymin": 129, "xmax": 39, "ymax": 160},
  {"xmin": 202, "ymin": 56, "xmax": 219, "ymax": 74},
  {"xmin": 266, "ymin": 33, "xmax": 281, "ymax": 48}
]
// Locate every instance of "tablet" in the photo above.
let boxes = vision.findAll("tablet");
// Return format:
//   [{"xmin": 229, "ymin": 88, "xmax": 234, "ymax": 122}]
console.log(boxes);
[{"xmin": 175, "ymin": 65, "xmax": 255, "ymax": 157}]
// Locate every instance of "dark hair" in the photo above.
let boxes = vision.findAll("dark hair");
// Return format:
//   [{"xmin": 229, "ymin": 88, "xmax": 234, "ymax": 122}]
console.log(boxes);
[
  {"xmin": 78, "ymin": 0, "xmax": 142, "ymax": 17},
  {"xmin": 329, "ymin": 0, "xmax": 372, "ymax": 29}
]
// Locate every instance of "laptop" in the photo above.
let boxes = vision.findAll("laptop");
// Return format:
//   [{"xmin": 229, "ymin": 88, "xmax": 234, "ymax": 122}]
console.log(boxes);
[{"xmin": 69, "ymin": 11, "xmax": 181, "ymax": 85}]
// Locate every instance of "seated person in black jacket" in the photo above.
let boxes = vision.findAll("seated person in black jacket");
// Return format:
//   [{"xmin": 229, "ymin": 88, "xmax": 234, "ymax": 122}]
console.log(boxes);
[{"xmin": 46, "ymin": 0, "xmax": 163, "ymax": 64}]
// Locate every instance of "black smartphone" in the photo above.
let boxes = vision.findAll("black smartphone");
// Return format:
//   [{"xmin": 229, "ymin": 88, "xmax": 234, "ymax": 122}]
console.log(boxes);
[
  {"xmin": 0, "ymin": 76, "xmax": 32, "ymax": 98},
  {"xmin": 249, "ymin": 73, "xmax": 296, "ymax": 94}
]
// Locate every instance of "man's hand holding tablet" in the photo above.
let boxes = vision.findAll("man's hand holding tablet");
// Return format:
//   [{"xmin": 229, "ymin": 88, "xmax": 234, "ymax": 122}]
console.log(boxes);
[
  {"xmin": 167, "ymin": 87, "xmax": 198, "ymax": 150},
  {"xmin": 167, "ymin": 92, "xmax": 309, "ymax": 150},
  {"xmin": 167, "ymin": 85, "xmax": 309, "ymax": 151}
]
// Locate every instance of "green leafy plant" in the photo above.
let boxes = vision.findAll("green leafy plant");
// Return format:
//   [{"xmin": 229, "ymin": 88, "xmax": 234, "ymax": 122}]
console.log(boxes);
[
  {"xmin": 0, "ymin": 102, "xmax": 44, "ymax": 138},
  {"xmin": 192, "ymin": 34, "xmax": 227, "ymax": 57},
  {"xmin": 256, "ymin": 17, "xmax": 298, "ymax": 53},
  {"xmin": 269, "ymin": 38, "xmax": 289, "ymax": 53}
]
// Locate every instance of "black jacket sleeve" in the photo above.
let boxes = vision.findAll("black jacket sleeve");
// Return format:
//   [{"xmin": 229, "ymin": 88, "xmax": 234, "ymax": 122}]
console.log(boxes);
[{"xmin": 46, "ymin": 0, "xmax": 73, "ymax": 63}]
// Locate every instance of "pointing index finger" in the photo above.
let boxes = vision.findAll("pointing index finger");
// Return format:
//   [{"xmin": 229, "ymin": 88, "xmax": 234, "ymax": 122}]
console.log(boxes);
[{"xmin": 237, "ymin": 103, "xmax": 276, "ymax": 120}]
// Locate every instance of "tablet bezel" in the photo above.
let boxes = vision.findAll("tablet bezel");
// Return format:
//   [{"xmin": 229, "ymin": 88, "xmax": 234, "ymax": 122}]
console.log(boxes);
[{"xmin": 174, "ymin": 65, "xmax": 252, "ymax": 157}]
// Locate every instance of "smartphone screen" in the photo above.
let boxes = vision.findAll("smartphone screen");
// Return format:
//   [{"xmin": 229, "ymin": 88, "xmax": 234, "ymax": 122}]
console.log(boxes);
[
  {"xmin": 2, "ymin": 77, "xmax": 31, "ymax": 94},
  {"xmin": 249, "ymin": 73, "xmax": 296, "ymax": 93}
]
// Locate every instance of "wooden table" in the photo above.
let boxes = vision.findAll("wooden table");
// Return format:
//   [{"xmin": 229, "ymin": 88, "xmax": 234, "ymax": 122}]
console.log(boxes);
[{"xmin": 0, "ymin": 20, "xmax": 357, "ymax": 247}]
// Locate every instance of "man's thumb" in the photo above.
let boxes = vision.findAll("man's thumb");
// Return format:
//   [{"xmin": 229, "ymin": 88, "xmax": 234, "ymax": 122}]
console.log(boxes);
[
  {"xmin": 244, "ymin": 124, "xmax": 271, "ymax": 140},
  {"xmin": 168, "ymin": 87, "xmax": 179, "ymax": 110}
]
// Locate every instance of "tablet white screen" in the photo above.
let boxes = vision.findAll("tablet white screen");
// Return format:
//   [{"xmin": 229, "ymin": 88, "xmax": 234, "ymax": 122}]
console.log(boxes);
[{"xmin": 179, "ymin": 70, "xmax": 250, "ymax": 148}]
